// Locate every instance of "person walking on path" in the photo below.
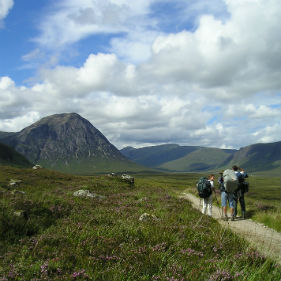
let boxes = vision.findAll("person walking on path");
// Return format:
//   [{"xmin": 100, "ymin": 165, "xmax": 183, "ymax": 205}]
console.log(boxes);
[
  {"xmin": 233, "ymin": 165, "xmax": 248, "ymax": 219},
  {"xmin": 218, "ymin": 171, "xmax": 236, "ymax": 221},
  {"xmin": 202, "ymin": 174, "xmax": 215, "ymax": 216}
]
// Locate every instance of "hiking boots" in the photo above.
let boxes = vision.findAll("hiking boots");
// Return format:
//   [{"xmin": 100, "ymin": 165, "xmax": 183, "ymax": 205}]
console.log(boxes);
[
  {"xmin": 242, "ymin": 211, "xmax": 246, "ymax": 220},
  {"xmin": 231, "ymin": 216, "xmax": 235, "ymax": 221},
  {"xmin": 222, "ymin": 215, "xmax": 228, "ymax": 221}
]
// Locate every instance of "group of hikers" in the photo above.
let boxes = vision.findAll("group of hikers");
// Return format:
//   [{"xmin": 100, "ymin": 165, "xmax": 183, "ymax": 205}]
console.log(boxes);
[{"xmin": 197, "ymin": 165, "xmax": 249, "ymax": 221}]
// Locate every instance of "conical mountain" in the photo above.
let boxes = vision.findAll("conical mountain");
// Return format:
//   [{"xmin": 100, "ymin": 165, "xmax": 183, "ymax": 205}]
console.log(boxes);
[{"xmin": 2, "ymin": 113, "xmax": 141, "ymax": 174}]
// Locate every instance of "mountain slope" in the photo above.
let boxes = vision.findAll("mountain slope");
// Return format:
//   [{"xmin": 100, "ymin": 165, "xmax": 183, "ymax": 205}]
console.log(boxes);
[
  {"xmin": 228, "ymin": 141, "xmax": 281, "ymax": 172},
  {"xmin": 121, "ymin": 142, "xmax": 280, "ymax": 173},
  {"xmin": 0, "ymin": 142, "xmax": 32, "ymax": 168},
  {"xmin": 121, "ymin": 144, "xmax": 199, "ymax": 167},
  {"xmin": 1, "ymin": 113, "xmax": 143, "ymax": 174},
  {"xmin": 159, "ymin": 147, "xmax": 235, "ymax": 172}
]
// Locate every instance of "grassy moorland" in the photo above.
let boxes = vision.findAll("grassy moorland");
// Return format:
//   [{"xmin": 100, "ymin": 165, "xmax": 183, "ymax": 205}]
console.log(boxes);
[{"xmin": 0, "ymin": 166, "xmax": 280, "ymax": 281}]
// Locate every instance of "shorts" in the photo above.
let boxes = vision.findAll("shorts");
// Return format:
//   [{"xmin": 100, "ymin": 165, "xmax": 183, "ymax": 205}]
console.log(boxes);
[{"xmin": 221, "ymin": 191, "xmax": 235, "ymax": 208}]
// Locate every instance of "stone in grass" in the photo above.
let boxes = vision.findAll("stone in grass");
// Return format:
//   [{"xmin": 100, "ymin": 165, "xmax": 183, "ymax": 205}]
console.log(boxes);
[
  {"xmin": 9, "ymin": 179, "xmax": 22, "ymax": 186},
  {"xmin": 11, "ymin": 190, "xmax": 26, "ymax": 195},
  {"xmin": 139, "ymin": 213, "xmax": 159, "ymax": 222},
  {"xmin": 73, "ymin": 189, "xmax": 105, "ymax": 199},
  {"xmin": 121, "ymin": 174, "xmax": 134, "ymax": 186},
  {"xmin": 32, "ymin": 164, "xmax": 43, "ymax": 170},
  {"xmin": 13, "ymin": 210, "xmax": 28, "ymax": 219}
]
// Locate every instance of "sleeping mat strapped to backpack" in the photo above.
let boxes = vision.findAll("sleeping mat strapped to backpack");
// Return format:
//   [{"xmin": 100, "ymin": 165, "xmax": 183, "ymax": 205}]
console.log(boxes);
[{"xmin": 223, "ymin": 169, "xmax": 238, "ymax": 193}]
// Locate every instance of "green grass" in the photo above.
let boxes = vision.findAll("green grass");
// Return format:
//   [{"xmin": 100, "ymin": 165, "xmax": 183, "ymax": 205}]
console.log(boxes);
[
  {"xmin": 0, "ymin": 166, "xmax": 280, "ymax": 281},
  {"xmin": 38, "ymin": 158, "xmax": 149, "ymax": 175},
  {"xmin": 245, "ymin": 175, "xmax": 281, "ymax": 232}
]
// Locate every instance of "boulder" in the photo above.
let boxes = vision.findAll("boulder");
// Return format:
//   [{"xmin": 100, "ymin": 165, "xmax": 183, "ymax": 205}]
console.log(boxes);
[
  {"xmin": 107, "ymin": 173, "xmax": 117, "ymax": 177},
  {"xmin": 139, "ymin": 213, "xmax": 159, "ymax": 222},
  {"xmin": 121, "ymin": 174, "xmax": 134, "ymax": 186},
  {"xmin": 13, "ymin": 210, "xmax": 28, "ymax": 219},
  {"xmin": 32, "ymin": 164, "xmax": 43, "ymax": 169},
  {"xmin": 11, "ymin": 190, "xmax": 25, "ymax": 195},
  {"xmin": 9, "ymin": 179, "xmax": 22, "ymax": 186},
  {"xmin": 73, "ymin": 190, "xmax": 105, "ymax": 199}
]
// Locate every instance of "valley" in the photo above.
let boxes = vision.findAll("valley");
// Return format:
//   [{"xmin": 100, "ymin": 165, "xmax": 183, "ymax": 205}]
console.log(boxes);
[{"xmin": 0, "ymin": 166, "xmax": 280, "ymax": 280}]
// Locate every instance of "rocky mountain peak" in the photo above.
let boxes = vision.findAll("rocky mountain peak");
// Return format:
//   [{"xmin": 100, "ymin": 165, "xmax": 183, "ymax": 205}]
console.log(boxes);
[{"xmin": 4, "ymin": 113, "xmax": 125, "ymax": 165}]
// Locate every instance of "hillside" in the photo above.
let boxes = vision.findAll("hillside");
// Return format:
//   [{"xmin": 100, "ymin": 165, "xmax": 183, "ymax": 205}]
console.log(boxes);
[
  {"xmin": 0, "ymin": 132, "xmax": 16, "ymax": 139},
  {"xmin": 228, "ymin": 141, "xmax": 281, "ymax": 172},
  {"xmin": 121, "ymin": 141, "xmax": 280, "ymax": 173},
  {"xmin": 121, "ymin": 144, "xmax": 199, "ymax": 167},
  {"xmin": 159, "ymin": 147, "xmax": 235, "ymax": 172},
  {"xmin": 1, "ymin": 113, "xmax": 144, "ymax": 174},
  {"xmin": 0, "ymin": 142, "xmax": 32, "ymax": 168},
  {"xmin": 0, "ymin": 166, "xmax": 280, "ymax": 280}
]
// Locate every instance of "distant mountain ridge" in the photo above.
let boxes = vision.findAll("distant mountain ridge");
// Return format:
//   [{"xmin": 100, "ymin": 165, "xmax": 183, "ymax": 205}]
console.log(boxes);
[
  {"xmin": 0, "ymin": 112, "xmax": 279, "ymax": 174},
  {"xmin": 0, "ymin": 113, "xmax": 143, "ymax": 174},
  {"xmin": 121, "ymin": 141, "xmax": 281, "ymax": 173}
]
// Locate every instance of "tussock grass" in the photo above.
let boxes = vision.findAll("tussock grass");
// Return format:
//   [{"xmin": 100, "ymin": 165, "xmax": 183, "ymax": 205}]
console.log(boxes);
[{"xmin": 0, "ymin": 166, "xmax": 280, "ymax": 280}]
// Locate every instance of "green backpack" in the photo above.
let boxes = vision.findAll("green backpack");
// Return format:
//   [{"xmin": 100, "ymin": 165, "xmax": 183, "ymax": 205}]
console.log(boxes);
[{"xmin": 197, "ymin": 177, "xmax": 212, "ymax": 198}]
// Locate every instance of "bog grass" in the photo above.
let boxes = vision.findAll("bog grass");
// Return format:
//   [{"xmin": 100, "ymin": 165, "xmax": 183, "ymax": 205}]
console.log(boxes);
[{"xmin": 0, "ymin": 166, "xmax": 280, "ymax": 281}]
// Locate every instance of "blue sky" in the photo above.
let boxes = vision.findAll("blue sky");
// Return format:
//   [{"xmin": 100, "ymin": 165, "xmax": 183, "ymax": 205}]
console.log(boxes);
[{"xmin": 0, "ymin": 0, "xmax": 280, "ymax": 149}]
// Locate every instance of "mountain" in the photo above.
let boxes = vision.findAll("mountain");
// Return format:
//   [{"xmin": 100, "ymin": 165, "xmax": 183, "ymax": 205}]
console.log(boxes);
[
  {"xmin": 121, "ymin": 141, "xmax": 280, "ymax": 173},
  {"xmin": 228, "ymin": 141, "xmax": 281, "ymax": 173},
  {"xmin": 0, "ymin": 132, "xmax": 16, "ymax": 139},
  {"xmin": 0, "ymin": 142, "xmax": 32, "ymax": 168},
  {"xmin": 1, "ymin": 113, "xmax": 143, "ymax": 174},
  {"xmin": 121, "ymin": 144, "xmax": 199, "ymax": 167},
  {"xmin": 158, "ymin": 147, "xmax": 235, "ymax": 172}
]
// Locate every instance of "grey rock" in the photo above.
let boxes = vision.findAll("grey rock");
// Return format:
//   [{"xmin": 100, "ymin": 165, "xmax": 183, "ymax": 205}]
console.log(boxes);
[
  {"xmin": 9, "ymin": 179, "xmax": 22, "ymax": 186},
  {"xmin": 139, "ymin": 213, "xmax": 159, "ymax": 222},
  {"xmin": 73, "ymin": 189, "xmax": 105, "ymax": 199}
]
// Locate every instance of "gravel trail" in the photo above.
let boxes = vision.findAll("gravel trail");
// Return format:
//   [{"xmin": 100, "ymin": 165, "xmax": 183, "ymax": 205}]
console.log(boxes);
[{"xmin": 179, "ymin": 192, "xmax": 281, "ymax": 265}]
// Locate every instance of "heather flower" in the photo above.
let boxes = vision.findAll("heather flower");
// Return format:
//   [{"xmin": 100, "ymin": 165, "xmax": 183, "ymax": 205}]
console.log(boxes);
[
  {"xmin": 40, "ymin": 261, "xmax": 49, "ymax": 275},
  {"xmin": 209, "ymin": 269, "xmax": 233, "ymax": 281},
  {"xmin": 99, "ymin": 255, "xmax": 120, "ymax": 261},
  {"xmin": 71, "ymin": 269, "xmax": 89, "ymax": 279},
  {"xmin": 234, "ymin": 271, "xmax": 244, "ymax": 278},
  {"xmin": 181, "ymin": 248, "xmax": 204, "ymax": 257},
  {"xmin": 152, "ymin": 242, "xmax": 167, "ymax": 252}
]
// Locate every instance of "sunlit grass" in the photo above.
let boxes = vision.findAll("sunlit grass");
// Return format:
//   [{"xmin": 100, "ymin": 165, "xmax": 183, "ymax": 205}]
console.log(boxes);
[{"xmin": 0, "ymin": 166, "xmax": 280, "ymax": 280}]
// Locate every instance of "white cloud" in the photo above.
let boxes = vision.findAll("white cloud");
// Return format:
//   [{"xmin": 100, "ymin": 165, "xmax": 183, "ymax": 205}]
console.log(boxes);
[
  {"xmin": 0, "ymin": 0, "xmax": 13, "ymax": 23},
  {"xmin": 145, "ymin": 0, "xmax": 281, "ymax": 98},
  {"xmin": 224, "ymin": 104, "xmax": 280, "ymax": 120},
  {"xmin": 22, "ymin": 49, "xmax": 42, "ymax": 62},
  {"xmin": 252, "ymin": 122, "xmax": 281, "ymax": 144},
  {"xmin": 0, "ymin": 0, "xmax": 280, "ymax": 150},
  {"xmin": 0, "ymin": 112, "xmax": 40, "ymax": 132},
  {"xmin": 35, "ymin": 0, "xmax": 153, "ymax": 48}
]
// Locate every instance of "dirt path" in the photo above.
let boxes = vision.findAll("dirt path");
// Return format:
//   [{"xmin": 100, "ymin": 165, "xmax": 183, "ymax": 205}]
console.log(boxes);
[{"xmin": 179, "ymin": 191, "xmax": 281, "ymax": 265}]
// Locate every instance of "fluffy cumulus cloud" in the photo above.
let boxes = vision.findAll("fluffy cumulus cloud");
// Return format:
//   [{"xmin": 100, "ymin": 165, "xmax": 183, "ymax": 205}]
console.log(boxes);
[
  {"xmin": 35, "ymin": 0, "xmax": 154, "ymax": 48},
  {"xmin": 0, "ymin": 0, "xmax": 280, "ymax": 149},
  {"xmin": 0, "ymin": 0, "xmax": 13, "ymax": 24}
]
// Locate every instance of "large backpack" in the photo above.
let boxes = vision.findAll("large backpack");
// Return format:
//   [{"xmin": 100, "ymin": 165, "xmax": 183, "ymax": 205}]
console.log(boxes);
[
  {"xmin": 197, "ymin": 177, "xmax": 212, "ymax": 198},
  {"xmin": 236, "ymin": 172, "xmax": 249, "ymax": 193},
  {"xmin": 223, "ymin": 169, "xmax": 238, "ymax": 193}
]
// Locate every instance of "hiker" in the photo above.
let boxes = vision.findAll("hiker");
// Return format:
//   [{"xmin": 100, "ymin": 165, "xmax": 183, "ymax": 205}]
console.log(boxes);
[
  {"xmin": 218, "ymin": 171, "xmax": 236, "ymax": 221},
  {"xmin": 233, "ymin": 165, "xmax": 248, "ymax": 219},
  {"xmin": 222, "ymin": 168, "xmax": 239, "ymax": 221},
  {"xmin": 201, "ymin": 174, "xmax": 215, "ymax": 216}
]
